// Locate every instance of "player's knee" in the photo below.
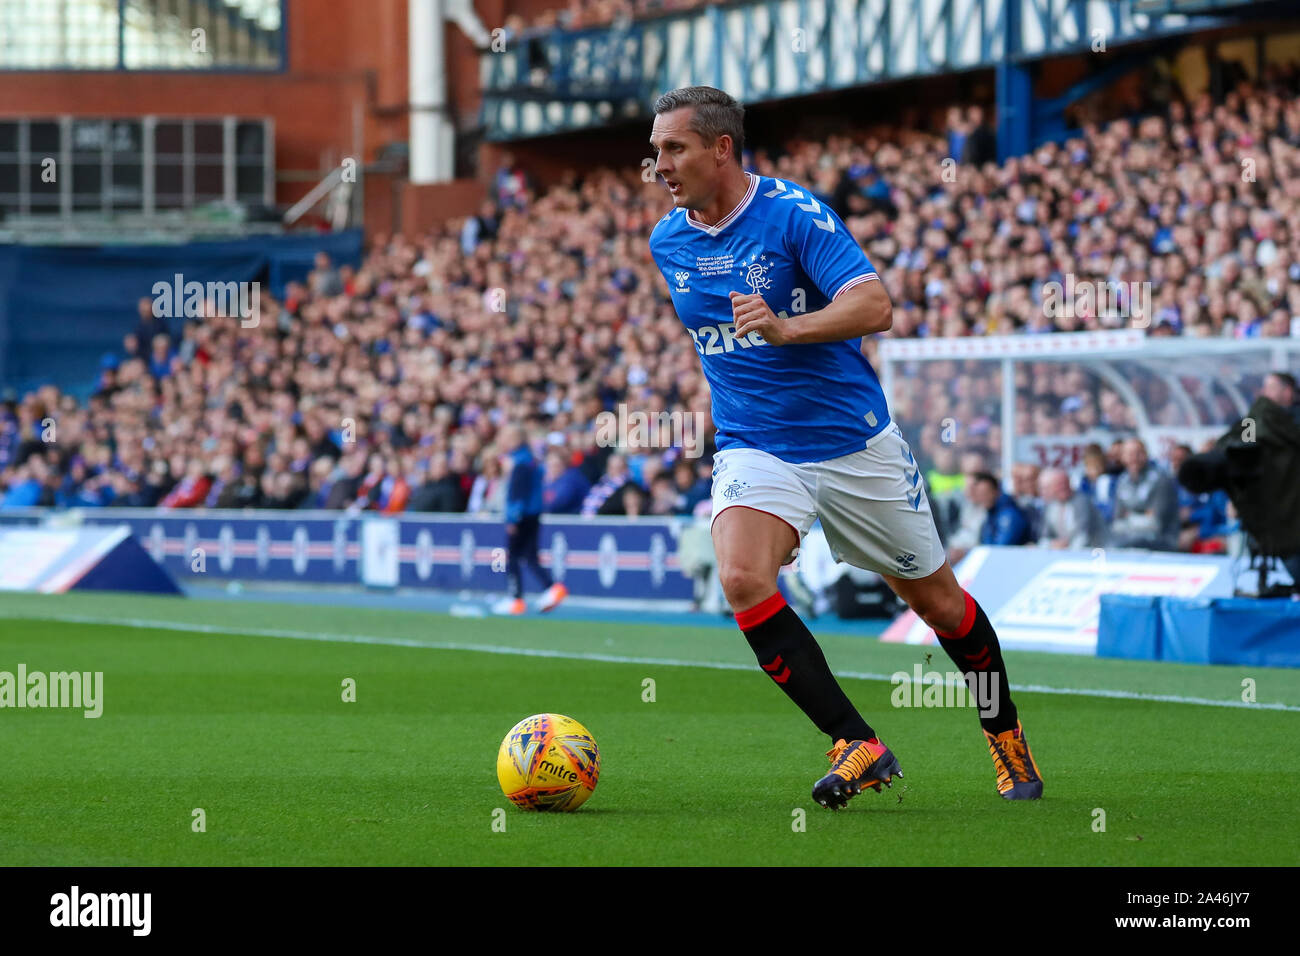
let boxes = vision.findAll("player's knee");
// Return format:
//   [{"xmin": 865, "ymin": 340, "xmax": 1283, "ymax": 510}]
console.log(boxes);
[
  {"xmin": 910, "ymin": 590, "xmax": 966, "ymax": 634},
  {"xmin": 717, "ymin": 563, "xmax": 775, "ymax": 610}
]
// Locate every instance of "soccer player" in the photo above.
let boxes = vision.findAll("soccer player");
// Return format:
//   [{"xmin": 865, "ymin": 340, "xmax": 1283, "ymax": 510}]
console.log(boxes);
[
  {"xmin": 647, "ymin": 87, "xmax": 1042, "ymax": 807},
  {"xmin": 494, "ymin": 424, "xmax": 567, "ymax": 615}
]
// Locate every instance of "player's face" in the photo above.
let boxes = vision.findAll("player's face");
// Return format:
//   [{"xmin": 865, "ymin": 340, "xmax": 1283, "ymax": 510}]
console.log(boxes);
[{"xmin": 650, "ymin": 107, "xmax": 718, "ymax": 210}]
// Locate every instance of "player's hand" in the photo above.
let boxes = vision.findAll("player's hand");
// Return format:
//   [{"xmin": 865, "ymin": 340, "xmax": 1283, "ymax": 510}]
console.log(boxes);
[{"xmin": 730, "ymin": 291, "xmax": 789, "ymax": 346}]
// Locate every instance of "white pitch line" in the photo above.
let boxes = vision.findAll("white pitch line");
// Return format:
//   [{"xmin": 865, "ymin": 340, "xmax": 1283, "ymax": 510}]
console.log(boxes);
[{"xmin": 4, "ymin": 610, "xmax": 1300, "ymax": 713}]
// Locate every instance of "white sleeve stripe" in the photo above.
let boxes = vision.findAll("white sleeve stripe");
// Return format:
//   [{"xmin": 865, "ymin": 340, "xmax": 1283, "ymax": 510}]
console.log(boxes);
[{"xmin": 832, "ymin": 273, "xmax": 879, "ymax": 299}]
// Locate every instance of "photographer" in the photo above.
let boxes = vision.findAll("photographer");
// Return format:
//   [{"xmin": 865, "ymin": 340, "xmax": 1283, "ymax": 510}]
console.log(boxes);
[
  {"xmin": 1178, "ymin": 370, "xmax": 1300, "ymax": 592},
  {"xmin": 1254, "ymin": 372, "xmax": 1300, "ymax": 584},
  {"xmin": 1261, "ymin": 372, "xmax": 1299, "ymax": 427}
]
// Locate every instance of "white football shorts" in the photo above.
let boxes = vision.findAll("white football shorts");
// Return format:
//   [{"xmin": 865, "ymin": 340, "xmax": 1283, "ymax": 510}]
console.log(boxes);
[{"xmin": 709, "ymin": 422, "xmax": 945, "ymax": 580}]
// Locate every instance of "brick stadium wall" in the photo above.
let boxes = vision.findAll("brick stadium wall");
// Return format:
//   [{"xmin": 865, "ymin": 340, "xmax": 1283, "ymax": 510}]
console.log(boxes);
[{"xmin": 0, "ymin": 0, "xmax": 496, "ymax": 237}]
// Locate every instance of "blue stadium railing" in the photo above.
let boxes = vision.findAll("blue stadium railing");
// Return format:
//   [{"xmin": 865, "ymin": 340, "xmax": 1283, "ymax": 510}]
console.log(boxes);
[{"xmin": 480, "ymin": 0, "xmax": 1248, "ymax": 151}]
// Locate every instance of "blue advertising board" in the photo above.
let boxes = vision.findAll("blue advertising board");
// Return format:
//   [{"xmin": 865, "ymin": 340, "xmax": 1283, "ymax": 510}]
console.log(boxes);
[{"xmin": 0, "ymin": 510, "xmax": 694, "ymax": 602}]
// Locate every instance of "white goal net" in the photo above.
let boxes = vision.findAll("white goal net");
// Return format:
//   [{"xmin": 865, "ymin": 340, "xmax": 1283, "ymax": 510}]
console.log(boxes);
[{"xmin": 876, "ymin": 330, "xmax": 1300, "ymax": 482}]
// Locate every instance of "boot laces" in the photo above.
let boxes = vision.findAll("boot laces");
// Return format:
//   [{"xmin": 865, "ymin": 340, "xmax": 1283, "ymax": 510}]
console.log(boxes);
[{"xmin": 996, "ymin": 731, "xmax": 1030, "ymax": 780}]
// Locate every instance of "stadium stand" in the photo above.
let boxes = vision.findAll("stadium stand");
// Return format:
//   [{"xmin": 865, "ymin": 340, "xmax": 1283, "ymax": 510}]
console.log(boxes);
[
  {"xmin": 510, "ymin": 0, "xmax": 717, "ymax": 32},
  {"xmin": 2, "ymin": 70, "xmax": 1299, "ymax": 571}
]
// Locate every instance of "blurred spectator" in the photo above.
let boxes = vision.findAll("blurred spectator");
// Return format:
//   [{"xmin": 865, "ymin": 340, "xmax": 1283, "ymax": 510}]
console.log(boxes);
[
  {"xmin": 468, "ymin": 453, "xmax": 506, "ymax": 515},
  {"xmin": 926, "ymin": 443, "xmax": 964, "ymax": 502},
  {"xmin": 160, "ymin": 459, "xmax": 212, "ymax": 509},
  {"xmin": 620, "ymin": 483, "xmax": 648, "ymax": 518},
  {"xmin": 148, "ymin": 334, "xmax": 175, "ymax": 380},
  {"xmin": 354, "ymin": 453, "xmax": 389, "ymax": 510},
  {"xmin": 493, "ymin": 152, "xmax": 531, "ymax": 210},
  {"xmin": 671, "ymin": 458, "xmax": 710, "ymax": 515},
  {"xmin": 925, "ymin": 443, "xmax": 963, "ymax": 543},
  {"xmin": 581, "ymin": 453, "xmax": 630, "ymax": 516},
  {"xmin": 945, "ymin": 105, "xmax": 969, "ymax": 161},
  {"xmin": 220, "ymin": 459, "xmax": 264, "ymax": 509},
  {"xmin": 542, "ymin": 447, "xmax": 591, "ymax": 514},
  {"xmin": 134, "ymin": 296, "xmax": 169, "ymax": 348},
  {"xmin": 409, "ymin": 456, "xmax": 469, "ymax": 513},
  {"xmin": 204, "ymin": 456, "xmax": 239, "ymax": 508},
  {"xmin": 261, "ymin": 470, "xmax": 307, "ymax": 510},
  {"xmin": 1, "ymin": 458, "xmax": 53, "ymax": 507},
  {"xmin": 325, "ymin": 453, "xmax": 366, "ymax": 511},
  {"xmin": 1110, "ymin": 438, "xmax": 1180, "ymax": 550},
  {"xmin": 1170, "ymin": 442, "xmax": 1234, "ymax": 552},
  {"xmin": 969, "ymin": 471, "xmax": 1033, "ymax": 546},
  {"xmin": 960, "ymin": 105, "xmax": 996, "ymax": 166},
  {"xmin": 1078, "ymin": 443, "xmax": 1119, "ymax": 522},
  {"xmin": 378, "ymin": 455, "xmax": 412, "ymax": 513},
  {"xmin": 648, "ymin": 472, "xmax": 680, "ymax": 515},
  {"xmin": 461, "ymin": 199, "xmax": 501, "ymax": 255},
  {"xmin": 1037, "ymin": 467, "xmax": 1105, "ymax": 549},
  {"xmin": 121, "ymin": 331, "xmax": 143, "ymax": 363},
  {"xmin": 308, "ymin": 252, "xmax": 343, "ymax": 297},
  {"xmin": 1011, "ymin": 461, "xmax": 1044, "ymax": 541},
  {"xmin": 945, "ymin": 449, "xmax": 996, "ymax": 561}
]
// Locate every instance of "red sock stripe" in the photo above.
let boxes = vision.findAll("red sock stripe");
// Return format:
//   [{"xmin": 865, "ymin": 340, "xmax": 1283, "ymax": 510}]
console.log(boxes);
[
  {"xmin": 735, "ymin": 592, "xmax": 788, "ymax": 631},
  {"xmin": 936, "ymin": 590, "xmax": 978, "ymax": 640}
]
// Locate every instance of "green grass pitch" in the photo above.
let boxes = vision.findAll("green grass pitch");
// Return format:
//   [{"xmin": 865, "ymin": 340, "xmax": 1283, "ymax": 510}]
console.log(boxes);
[{"xmin": 1, "ymin": 590, "xmax": 1298, "ymax": 866}]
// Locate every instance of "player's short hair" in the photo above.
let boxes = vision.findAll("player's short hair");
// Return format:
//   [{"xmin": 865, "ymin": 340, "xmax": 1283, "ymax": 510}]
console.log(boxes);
[
  {"xmin": 652, "ymin": 86, "xmax": 745, "ymax": 165},
  {"xmin": 970, "ymin": 471, "xmax": 1000, "ymax": 490}
]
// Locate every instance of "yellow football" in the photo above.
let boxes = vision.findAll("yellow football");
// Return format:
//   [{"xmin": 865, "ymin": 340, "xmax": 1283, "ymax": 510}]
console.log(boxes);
[{"xmin": 497, "ymin": 713, "xmax": 600, "ymax": 811}]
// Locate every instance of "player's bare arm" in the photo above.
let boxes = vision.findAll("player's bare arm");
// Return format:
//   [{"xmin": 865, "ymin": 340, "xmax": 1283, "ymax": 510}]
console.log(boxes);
[{"xmin": 730, "ymin": 280, "xmax": 891, "ymax": 346}]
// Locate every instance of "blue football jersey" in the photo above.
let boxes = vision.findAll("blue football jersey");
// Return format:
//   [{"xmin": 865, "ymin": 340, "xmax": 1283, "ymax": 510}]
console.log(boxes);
[{"xmin": 649, "ymin": 172, "xmax": 891, "ymax": 463}]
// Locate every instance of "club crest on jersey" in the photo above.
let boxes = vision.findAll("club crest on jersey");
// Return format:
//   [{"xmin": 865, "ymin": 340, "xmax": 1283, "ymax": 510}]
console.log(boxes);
[{"xmin": 743, "ymin": 259, "xmax": 772, "ymax": 295}]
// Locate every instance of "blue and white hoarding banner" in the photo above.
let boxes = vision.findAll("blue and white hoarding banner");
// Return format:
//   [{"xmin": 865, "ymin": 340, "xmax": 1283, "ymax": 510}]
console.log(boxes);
[
  {"xmin": 0, "ymin": 524, "xmax": 180, "ymax": 594},
  {"xmin": 882, "ymin": 546, "xmax": 1240, "ymax": 654},
  {"xmin": 0, "ymin": 510, "xmax": 693, "ymax": 602}
]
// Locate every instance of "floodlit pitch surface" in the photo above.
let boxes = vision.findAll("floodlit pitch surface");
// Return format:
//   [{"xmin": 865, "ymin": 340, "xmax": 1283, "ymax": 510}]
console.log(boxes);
[{"xmin": 1, "ymin": 591, "xmax": 1297, "ymax": 866}]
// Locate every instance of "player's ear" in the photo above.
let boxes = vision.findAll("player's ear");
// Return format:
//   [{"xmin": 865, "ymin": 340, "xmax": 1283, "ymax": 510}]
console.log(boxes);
[{"xmin": 716, "ymin": 134, "xmax": 733, "ymax": 167}]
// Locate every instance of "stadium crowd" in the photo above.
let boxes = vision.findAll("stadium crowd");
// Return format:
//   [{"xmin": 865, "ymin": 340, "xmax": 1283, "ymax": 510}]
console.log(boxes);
[{"xmin": 2, "ymin": 70, "xmax": 1299, "ymax": 567}]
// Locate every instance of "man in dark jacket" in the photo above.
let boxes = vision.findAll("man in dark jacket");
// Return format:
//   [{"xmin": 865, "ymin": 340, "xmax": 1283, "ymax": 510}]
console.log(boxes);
[
  {"xmin": 496, "ymin": 425, "xmax": 566, "ymax": 615},
  {"xmin": 968, "ymin": 472, "xmax": 1033, "ymax": 546},
  {"xmin": 324, "ymin": 452, "xmax": 366, "ymax": 510},
  {"xmin": 408, "ymin": 456, "xmax": 469, "ymax": 513}
]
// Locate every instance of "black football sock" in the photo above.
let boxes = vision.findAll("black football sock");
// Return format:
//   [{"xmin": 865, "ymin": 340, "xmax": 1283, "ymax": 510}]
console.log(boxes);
[
  {"xmin": 737, "ymin": 592, "xmax": 876, "ymax": 744},
  {"xmin": 934, "ymin": 591, "xmax": 1018, "ymax": 735}
]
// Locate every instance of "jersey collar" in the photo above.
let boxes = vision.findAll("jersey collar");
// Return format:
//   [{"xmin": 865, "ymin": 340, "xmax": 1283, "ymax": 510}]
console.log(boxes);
[{"xmin": 685, "ymin": 172, "xmax": 758, "ymax": 236}]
